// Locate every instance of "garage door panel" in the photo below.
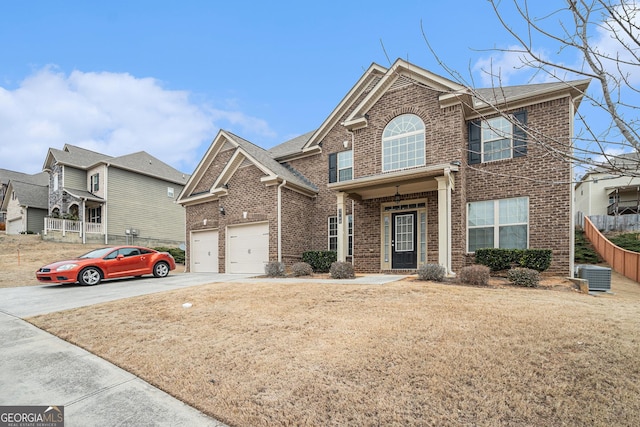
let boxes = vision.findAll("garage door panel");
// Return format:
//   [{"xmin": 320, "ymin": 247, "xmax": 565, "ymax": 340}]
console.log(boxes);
[
  {"xmin": 191, "ymin": 230, "xmax": 218, "ymax": 273},
  {"xmin": 228, "ymin": 223, "xmax": 269, "ymax": 274}
]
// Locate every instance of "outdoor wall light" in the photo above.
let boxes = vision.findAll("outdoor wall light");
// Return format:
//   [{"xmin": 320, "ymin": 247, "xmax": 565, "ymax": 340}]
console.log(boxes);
[
  {"xmin": 394, "ymin": 186, "xmax": 401, "ymax": 204},
  {"xmin": 222, "ymin": 183, "xmax": 229, "ymax": 189},
  {"xmin": 219, "ymin": 206, "xmax": 226, "ymax": 215}
]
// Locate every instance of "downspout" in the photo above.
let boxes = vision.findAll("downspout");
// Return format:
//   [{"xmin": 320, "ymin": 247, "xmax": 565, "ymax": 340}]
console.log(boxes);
[
  {"xmin": 569, "ymin": 102, "xmax": 576, "ymax": 277},
  {"xmin": 104, "ymin": 164, "xmax": 109, "ymax": 245},
  {"xmin": 277, "ymin": 179, "xmax": 287, "ymax": 263}
]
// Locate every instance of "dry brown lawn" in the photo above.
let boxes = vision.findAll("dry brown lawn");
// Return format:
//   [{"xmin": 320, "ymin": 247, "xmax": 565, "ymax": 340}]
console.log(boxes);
[
  {"xmin": 4, "ymin": 234, "xmax": 640, "ymax": 426},
  {"xmin": 0, "ymin": 233, "xmax": 107, "ymax": 287}
]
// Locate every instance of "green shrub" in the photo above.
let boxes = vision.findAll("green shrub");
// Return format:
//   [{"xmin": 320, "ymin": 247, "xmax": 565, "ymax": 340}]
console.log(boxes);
[
  {"xmin": 417, "ymin": 264, "xmax": 446, "ymax": 282},
  {"xmin": 329, "ymin": 261, "xmax": 355, "ymax": 279},
  {"xmin": 153, "ymin": 247, "xmax": 185, "ymax": 264},
  {"xmin": 507, "ymin": 267, "xmax": 540, "ymax": 287},
  {"xmin": 474, "ymin": 248, "xmax": 552, "ymax": 272},
  {"xmin": 518, "ymin": 249, "xmax": 552, "ymax": 272},
  {"xmin": 291, "ymin": 262, "xmax": 313, "ymax": 277},
  {"xmin": 574, "ymin": 228, "xmax": 602, "ymax": 263},
  {"xmin": 302, "ymin": 251, "xmax": 337, "ymax": 273},
  {"xmin": 459, "ymin": 265, "xmax": 490, "ymax": 286},
  {"xmin": 474, "ymin": 248, "xmax": 517, "ymax": 271},
  {"xmin": 264, "ymin": 261, "xmax": 285, "ymax": 277}
]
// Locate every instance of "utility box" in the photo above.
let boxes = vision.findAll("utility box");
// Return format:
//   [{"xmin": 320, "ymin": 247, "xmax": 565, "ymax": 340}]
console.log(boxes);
[{"xmin": 578, "ymin": 265, "xmax": 612, "ymax": 292}]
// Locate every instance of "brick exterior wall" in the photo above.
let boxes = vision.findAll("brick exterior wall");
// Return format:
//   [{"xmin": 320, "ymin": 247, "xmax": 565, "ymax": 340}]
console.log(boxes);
[{"xmin": 184, "ymin": 73, "xmax": 575, "ymax": 276}]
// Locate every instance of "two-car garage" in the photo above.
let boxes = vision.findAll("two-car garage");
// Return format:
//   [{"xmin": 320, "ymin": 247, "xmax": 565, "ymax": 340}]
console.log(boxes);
[{"xmin": 190, "ymin": 222, "xmax": 269, "ymax": 274}]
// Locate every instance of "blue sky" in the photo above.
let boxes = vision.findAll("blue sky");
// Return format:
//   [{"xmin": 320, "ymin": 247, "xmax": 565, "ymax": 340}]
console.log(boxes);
[{"xmin": 0, "ymin": 1, "xmax": 633, "ymax": 175}]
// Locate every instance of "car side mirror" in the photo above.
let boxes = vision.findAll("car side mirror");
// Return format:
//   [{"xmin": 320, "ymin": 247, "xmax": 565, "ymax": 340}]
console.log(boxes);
[{"xmin": 116, "ymin": 254, "xmax": 125, "ymax": 260}]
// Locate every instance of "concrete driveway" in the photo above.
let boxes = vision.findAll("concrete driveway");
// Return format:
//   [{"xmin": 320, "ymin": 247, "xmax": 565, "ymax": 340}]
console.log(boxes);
[
  {"xmin": 0, "ymin": 272, "xmax": 253, "ymax": 318},
  {"xmin": 0, "ymin": 272, "xmax": 252, "ymax": 427}
]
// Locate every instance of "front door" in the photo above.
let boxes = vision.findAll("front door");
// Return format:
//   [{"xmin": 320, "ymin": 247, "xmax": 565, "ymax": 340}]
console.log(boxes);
[{"xmin": 392, "ymin": 211, "xmax": 417, "ymax": 269}]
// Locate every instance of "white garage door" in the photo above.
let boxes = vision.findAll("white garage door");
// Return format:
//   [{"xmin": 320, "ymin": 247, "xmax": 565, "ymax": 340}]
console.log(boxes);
[
  {"xmin": 190, "ymin": 230, "xmax": 219, "ymax": 273},
  {"xmin": 7, "ymin": 218, "xmax": 22, "ymax": 235},
  {"xmin": 227, "ymin": 222, "xmax": 269, "ymax": 274}
]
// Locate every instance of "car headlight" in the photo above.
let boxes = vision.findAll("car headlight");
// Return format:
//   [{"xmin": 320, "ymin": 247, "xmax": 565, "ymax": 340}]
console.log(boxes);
[{"xmin": 56, "ymin": 264, "xmax": 78, "ymax": 271}]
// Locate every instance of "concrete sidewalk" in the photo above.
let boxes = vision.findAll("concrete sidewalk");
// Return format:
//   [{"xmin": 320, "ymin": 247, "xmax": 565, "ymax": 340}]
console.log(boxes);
[{"xmin": 0, "ymin": 310, "xmax": 226, "ymax": 426}]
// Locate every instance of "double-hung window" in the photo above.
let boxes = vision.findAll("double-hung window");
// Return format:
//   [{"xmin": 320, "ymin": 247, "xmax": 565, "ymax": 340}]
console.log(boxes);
[
  {"xmin": 467, "ymin": 197, "xmax": 529, "ymax": 252},
  {"xmin": 468, "ymin": 111, "xmax": 527, "ymax": 164},
  {"xmin": 91, "ymin": 173, "xmax": 99, "ymax": 192},
  {"xmin": 329, "ymin": 150, "xmax": 353, "ymax": 183},
  {"xmin": 382, "ymin": 114, "xmax": 425, "ymax": 172},
  {"xmin": 328, "ymin": 215, "xmax": 353, "ymax": 255}
]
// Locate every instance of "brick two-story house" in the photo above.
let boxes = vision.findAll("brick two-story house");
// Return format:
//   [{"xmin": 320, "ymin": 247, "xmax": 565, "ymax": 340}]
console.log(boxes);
[{"xmin": 178, "ymin": 59, "xmax": 589, "ymax": 275}]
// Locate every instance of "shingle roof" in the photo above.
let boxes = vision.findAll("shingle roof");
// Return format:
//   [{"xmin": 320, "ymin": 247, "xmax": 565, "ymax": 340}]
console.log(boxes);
[
  {"xmin": 474, "ymin": 79, "xmax": 591, "ymax": 106},
  {"xmin": 10, "ymin": 180, "xmax": 48, "ymax": 209},
  {"xmin": 49, "ymin": 145, "xmax": 113, "ymax": 168},
  {"xmin": 0, "ymin": 169, "xmax": 48, "ymax": 186},
  {"xmin": 268, "ymin": 130, "xmax": 316, "ymax": 159},
  {"xmin": 108, "ymin": 151, "xmax": 189, "ymax": 185},
  {"xmin": 48, "ymin": 145, "xmax": 189, "ymax": 185},
  {"xmin": 224, "ymin": 131, "xmax": 317, "ymax": 192}
]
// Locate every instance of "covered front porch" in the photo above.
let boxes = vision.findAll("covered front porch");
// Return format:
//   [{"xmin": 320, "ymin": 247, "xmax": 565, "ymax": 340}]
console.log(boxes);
[
  {"xmin": 328, "ymin": 163, "xmax": 458, "ymax": 274},
  {"xmin": 46, "ymin": 188, "xmax": 105, "ymax": 244}
]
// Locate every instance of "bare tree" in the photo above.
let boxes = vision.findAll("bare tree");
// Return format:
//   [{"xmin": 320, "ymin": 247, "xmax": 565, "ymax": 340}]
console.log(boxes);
[{"xmin": 422, "ymin": 0, "xmax": 640, "ymax": 179}]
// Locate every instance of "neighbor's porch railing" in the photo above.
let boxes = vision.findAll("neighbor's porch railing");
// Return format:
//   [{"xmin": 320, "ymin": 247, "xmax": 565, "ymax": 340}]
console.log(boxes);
[
  {"xmin": 44, "ymin": 217, "xmax": 103, "ymax": 236},
  {"xmin": 584, "ymin": 215, "xmax": 640, "ymax": 283}
]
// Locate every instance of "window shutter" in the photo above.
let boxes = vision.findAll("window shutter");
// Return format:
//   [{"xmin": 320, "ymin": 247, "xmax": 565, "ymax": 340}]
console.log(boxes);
[
  {"xmin": 468, "ymin": 120, "xmax": 481, "ymax": 165},
  {"xmin": 513, "ymin": 111, "xmax": 527, "ymax": 157},
  {"xmin": 328, "ymin": 153, "xmax": 337, "ymax": 183}
]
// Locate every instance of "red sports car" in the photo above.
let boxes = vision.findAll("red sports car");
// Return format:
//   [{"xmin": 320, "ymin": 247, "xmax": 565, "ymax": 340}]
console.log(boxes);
[{"xmin": 36, "ymin": 246, "xmax": 177, "ymax": 286}]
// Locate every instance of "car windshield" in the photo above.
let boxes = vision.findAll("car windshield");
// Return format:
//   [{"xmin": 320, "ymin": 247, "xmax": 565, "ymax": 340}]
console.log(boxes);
[{"xmin": 78, "ymin": 248, "xmax": 116, "ymax": 259}]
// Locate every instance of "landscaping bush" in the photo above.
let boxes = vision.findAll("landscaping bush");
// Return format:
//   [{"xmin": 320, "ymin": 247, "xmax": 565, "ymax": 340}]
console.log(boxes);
[
  {"xmin": 302, "ymin": 251, "xmax": 337, "ymax": 273},
  {"xmin": 459, "ymin": 265, "xmax": 490, "ymax": 286},
  {"xmin": 518, "ymin": 249, "xmax": 552, "ymax": 272},
  {"xmin": 417, "ymin": 264, "xmax": 446, "ymax": 282},
  {"xmin": 291, "ymin": 262, "xmax": 313, "ymax": 277},
  {"xmin": 264, "ymin": 261, "xmax": 285, "ymax": 277},
  {"xmin": 508, "ymin": 267, "xmax": 540, "ymax": 288},
  {"xmin": 153, "ymin": 247, "xmax": 185, "ymax": 264},
  {"xmin": 329, "ymin": 261, "xmax": 355, "ymax": 279},
  {"xmin": 474, "ymin": 248, "xmax": 552, "ymax": 272}
]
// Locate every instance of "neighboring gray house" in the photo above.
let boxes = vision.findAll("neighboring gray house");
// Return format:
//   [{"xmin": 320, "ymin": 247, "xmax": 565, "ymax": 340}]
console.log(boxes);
[
  {"xmin": 42, "ymin": 144, "xmax": 189, "ymax": 246},
  {"xmin": 0, "ymin": 169, "xmax": 49, "ymax": 234}
]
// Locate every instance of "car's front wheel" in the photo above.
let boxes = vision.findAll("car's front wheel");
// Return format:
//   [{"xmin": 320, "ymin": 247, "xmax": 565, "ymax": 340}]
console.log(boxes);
[
  {"xmin": 78, "ymin": 267, "xmax": 102, "ymax": 286},
  {"xmin": 153, "ymin": 261, "xmax": 170, "ymax": 278}
]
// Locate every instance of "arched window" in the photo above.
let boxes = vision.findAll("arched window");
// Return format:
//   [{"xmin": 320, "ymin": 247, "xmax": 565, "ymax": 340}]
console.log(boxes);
[{"xmin": 382, "ymin": 114, "xmax": 425, "ymax": 172}]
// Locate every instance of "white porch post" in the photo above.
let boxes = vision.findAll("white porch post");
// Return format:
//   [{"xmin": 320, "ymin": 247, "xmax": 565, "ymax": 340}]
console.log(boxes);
[
  {"xmin": 336, "ymin": 192, "xmax": 347, "ymax": 262},
  {"xmin": 435, "ymin": 171, "xmax": 453, "ymax": 274}
]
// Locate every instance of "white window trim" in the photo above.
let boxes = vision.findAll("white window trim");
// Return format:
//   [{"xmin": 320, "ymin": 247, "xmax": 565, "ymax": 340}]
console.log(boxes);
[
  {"xmin": 337, "ymin": 151, "xmax": 353, "ymax": 182},
  {"xmin": 328, "ymin": 215, "xmax": 353, "ymax": 254},
  {"xmin": 382, "ymin": 114, "xmax": 426, "ymax": 172},
  {"xmin": 481, "ymin": 116, "xmax": 514, "ymax": 163},
  {"xmin": 467, "ymin": 197, "xmax": 529, "ymax": 253}
]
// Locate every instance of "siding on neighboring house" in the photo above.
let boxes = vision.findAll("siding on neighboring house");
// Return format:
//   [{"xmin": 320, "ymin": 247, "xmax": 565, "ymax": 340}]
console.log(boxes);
[
  {"xmin": 64, "ymin": 166, "xmax": 86, "ymax": 190},
  {"xmin": 107, "ymin": 167, "xmax": 185, "ymax": 243},
  {"xmin": 27, "ymin": 208, "xmax": 46, "ymax": 234}
]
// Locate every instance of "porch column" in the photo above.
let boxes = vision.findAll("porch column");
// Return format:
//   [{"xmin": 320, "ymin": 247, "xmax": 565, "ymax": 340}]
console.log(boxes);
[
  {"xmin": 336, "ymin": 192, "xmax": 347, "ymax": 262},
  {"xmin": 435, "ymin": 170, "xmax": 453, "ymax": 274}
]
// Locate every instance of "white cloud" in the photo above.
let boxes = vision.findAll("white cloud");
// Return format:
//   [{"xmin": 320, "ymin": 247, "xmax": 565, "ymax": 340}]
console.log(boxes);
[
  {"xmin": 471, "ymin": 45, "xmax": 556, "ymax": 87},
  {"xmin": 0, "ymin": 66, "xmax": 276, "ymax": 175}
]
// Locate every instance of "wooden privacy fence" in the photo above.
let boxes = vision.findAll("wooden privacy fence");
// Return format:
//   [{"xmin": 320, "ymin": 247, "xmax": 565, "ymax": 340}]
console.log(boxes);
[{"xmin": 584, "ymin": 216, "xmax": 640, "ymax": 283}]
